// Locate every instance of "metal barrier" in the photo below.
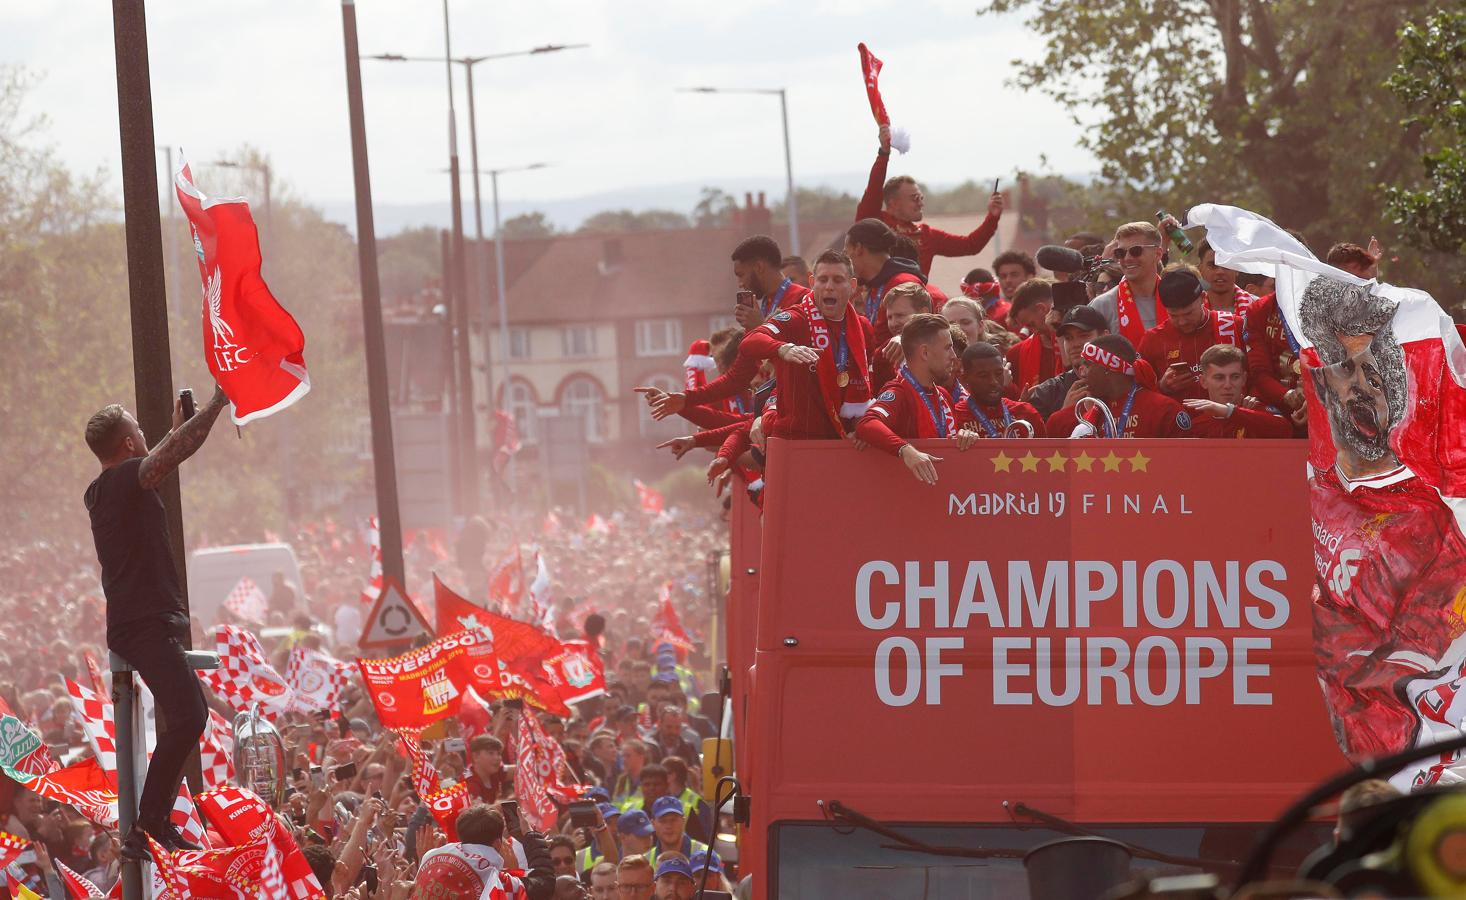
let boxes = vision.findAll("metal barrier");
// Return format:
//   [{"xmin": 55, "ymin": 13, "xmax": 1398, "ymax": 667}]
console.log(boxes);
[{"xmin": 109, "ymin": 650, "xmax": 220, "ymax": 900}]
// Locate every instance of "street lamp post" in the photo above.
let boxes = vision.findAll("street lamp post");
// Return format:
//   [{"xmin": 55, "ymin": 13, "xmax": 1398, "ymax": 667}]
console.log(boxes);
[
  {"xmin": 366, "ymin": 44, "xmax": 589, "ymax": 328},
  {"xmin": 679, "ymin": 86, "xmax": 800, "ymax": 256},
  {"xmin": 366, "ymin": 40, "xmax": 585, "ymax": 511},
  {"xmin": 482, "ymin": 163, "xmax": 548, "ymax": 422}
]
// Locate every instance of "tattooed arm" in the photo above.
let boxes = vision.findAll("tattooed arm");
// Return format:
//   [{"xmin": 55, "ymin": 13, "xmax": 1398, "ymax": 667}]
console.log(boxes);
[{"xmin": 137, "ymin": 386, "xmax": 230, "ymax": 490}]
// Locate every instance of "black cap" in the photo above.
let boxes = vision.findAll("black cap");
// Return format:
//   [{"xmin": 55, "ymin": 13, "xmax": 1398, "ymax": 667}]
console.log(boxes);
[
  {"xmin": 1056, "ymin": 304, "xmax": 1108, "ymax": 335},
  {"xmin": 1158, "ymin": 269, "xmax": 1204, "ymax": 309}
]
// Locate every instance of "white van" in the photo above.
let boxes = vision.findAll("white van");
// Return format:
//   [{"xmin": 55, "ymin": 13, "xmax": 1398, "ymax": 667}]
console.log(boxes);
[{"xmin": 187, "ymin": 543, "xmax": 303, "ymax": 626}]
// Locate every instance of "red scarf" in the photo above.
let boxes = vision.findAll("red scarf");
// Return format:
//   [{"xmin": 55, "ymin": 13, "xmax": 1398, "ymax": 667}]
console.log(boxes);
[
  {"xmin": 807, "ymin": 304, "xmax": 870, "ymax": 436},
  {"xmin": 1080, "ymin": 341, "xmax": 1157, "ymax": 390},
  {"xmin": 1015, "ymin": 333, "xmax": 1051, "ymax": 392},
  {"xmin": 960, "ymin": 281, "xmax": 1001, "ymax": 301},
  {"xmin": 1116, "ymin": 278, "xmax": 1167, "ymax": 347}
]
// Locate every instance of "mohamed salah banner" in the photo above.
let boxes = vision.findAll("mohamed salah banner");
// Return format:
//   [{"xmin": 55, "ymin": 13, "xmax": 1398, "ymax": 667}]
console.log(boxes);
[{"xmin": 1191, "ymin": 204, "xmax": 1466, "ymax": 788}]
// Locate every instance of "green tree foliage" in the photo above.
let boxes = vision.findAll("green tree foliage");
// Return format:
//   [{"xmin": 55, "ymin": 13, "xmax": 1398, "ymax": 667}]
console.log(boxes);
[
  {"xmin": 692, "ymin": 187, "xmax": 736, "ymax": 228},
  {"xmin": 577, "ymin": 209, "xmax": 691, "ymax": 234},
  {"xmin": 501, "ymin": 211, "xmax": 557, "ymax": 239},
  {"xmin": 770, "ymin": 186, "xmax": 857, "ymax": 225},
  {"xmin": 1, "ymin": 70, "xmax": 373, "ymax": 548},
  {"xmin": 1385, "ymin": 10, "xmax": 1466, "ymax": 256},
  {"xmin": 377, "ymin": 226, "xmax": 442, "ymax": 304},
  {"xmin": 978, "ymin": 0, "xmax": 1425, "ymax": 244}
]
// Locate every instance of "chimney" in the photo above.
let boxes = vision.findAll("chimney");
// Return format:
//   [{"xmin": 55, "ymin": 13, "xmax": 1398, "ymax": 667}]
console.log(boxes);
[{"xmin": 598, "ymin": 237, "xmax": 624, "ymax": 276}]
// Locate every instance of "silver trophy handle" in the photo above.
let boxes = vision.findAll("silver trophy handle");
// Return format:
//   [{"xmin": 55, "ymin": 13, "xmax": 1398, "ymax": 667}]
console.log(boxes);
[
  {"xmin": 1074, "ymin": 396, "xmax": 1118, "ymax": 439},
  {"xmin": 1002, "ymin": 419, "xmax": 1035, "ymax": 439}
]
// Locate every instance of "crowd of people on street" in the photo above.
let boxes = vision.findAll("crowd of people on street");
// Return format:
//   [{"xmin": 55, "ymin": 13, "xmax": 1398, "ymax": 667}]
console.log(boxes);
[
  {"xmin": 637, "ymin": 124, "xmax": 1388, "ymax": 487},
  {"xmin": 1, "ymin": 505, "xmax": 732, "ymax": 899}
]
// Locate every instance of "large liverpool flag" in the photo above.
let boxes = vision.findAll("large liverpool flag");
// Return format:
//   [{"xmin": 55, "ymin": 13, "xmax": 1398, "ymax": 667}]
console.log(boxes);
[{"xmin": 175, "ymin": 158, "xmax": 309, "ymax": 424}]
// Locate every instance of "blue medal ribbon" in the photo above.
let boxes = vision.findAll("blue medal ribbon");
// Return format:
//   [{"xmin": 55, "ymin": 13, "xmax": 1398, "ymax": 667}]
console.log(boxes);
[
  {"xmin": 965, "ymin": 397, "xmax": 1013, "ymax": 438},
  {"xmin": 900, "ymin": 365, "xmax": 948, "ymax": 438},
  {"xmin": 1104, "ymin": 385, "xmax": 1140, "ymax": 438},
  {"xmin": 762, "ymin": 278, "xmax": 792, "ymax": 319}
]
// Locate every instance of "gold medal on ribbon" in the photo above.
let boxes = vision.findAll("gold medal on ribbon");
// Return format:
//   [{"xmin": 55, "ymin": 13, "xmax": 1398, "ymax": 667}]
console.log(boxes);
[
  {"xmin": 1291, "ymin": 359, "xmax": 1302, "ymax": 375},
  {"xmin": 837, "ymin": 371, "xmax": 850, "ymax": 388}
]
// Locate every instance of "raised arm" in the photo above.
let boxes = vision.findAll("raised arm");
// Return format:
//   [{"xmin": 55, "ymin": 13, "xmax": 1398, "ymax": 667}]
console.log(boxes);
[
  {"xmin": 138, "ymin": 386, "xmax": 230, "ymax": 490},
  {"xmin": 922, "ymin": 192, "xmax": 1003, "ymax": 259},
  {"xmin": 855, "ymin": 129, "xmax": 892, "ymax": 222}
]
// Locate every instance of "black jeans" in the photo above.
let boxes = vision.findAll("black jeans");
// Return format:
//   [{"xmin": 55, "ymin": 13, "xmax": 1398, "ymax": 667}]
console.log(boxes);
[{"xmin": 108, "ymin": 611, "xmax": 208, "ymax": 830}]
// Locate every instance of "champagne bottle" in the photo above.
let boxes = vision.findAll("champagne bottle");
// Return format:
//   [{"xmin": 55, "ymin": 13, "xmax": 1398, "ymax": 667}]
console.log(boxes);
[{"xmin": 1156, "ymin": 210, "xmax": 1194, "ymax": 255}]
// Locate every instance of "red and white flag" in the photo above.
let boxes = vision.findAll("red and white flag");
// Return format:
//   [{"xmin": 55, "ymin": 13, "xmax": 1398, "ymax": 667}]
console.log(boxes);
[
  {"xmin": 361, "ymin": 515, "xmax": 384, "ymax": 605},
  {"xmin": 55, "ymin": 860, "xmax": 108, "ymax": 899},
  {"xmin": 856, "ymin": 43, "xmax": 910, "ymax": 153},
  {"xmin": 633, "ymin": 479, "xmax": 665, "ymax": 516},
  {"xmin": 200, "ymin": 709, "xmax": 236, "ymax": 792},
  {"xmin": 515, "ymin": 711, "xmax": 588, "ymax": 832},
  {"xmin": 64, "ymin": 678, "xmax": 117, "ymax": 783},
  {"xmin": 27, "ymin": 757, "xmax": 118, "ymax": 828},
  {"xmin": 584, "ymin": 514, "xmax": 610, "ymax": 536},
  {"xmin": 652, "ymin": 581, "xmax": 696, "ymax": 657},
  {"xmin": 224, "ymin": 576, "xmax": 269, "ymax": 626},
  {"xmin": 174, "ymin": 159, "xmax": 309, "ymax": 424},
  {"xmin": 0, "ymin": 833, "xmax": 27, "ymax": 871},
  {"xmin": 285, "ymin": 646, "xmax": 351, "ymax": 714},
  {"xmin": 172, "ymin": 782, "xmax": 212, "ymax": 851},
  {"xmin": 487, "ymin": 546, "xmax": 525, "ymax": 615},
  {"xmin": 527, "ymin": 550, "xmax": 554, "ymax": 635},
  {"xmin": 493, "ymin": 410, "xmax": 522, "ymax": 473},
  {"xmin": 198, "ymin": 625, "xmax": 294, "ymax": 716}
]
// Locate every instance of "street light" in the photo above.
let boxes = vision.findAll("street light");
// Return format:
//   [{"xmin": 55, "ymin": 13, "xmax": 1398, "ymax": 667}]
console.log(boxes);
[
  {"xmin": 367, "ymin": 44, "xmax": 585, "ymax": 328},
  {"xmin": 678, "ymin": 86, "xmax": 800, "ymax": 256},
  {"xmin": 368, "ymin": 40, "xmax": 586, "ymax": 511},
  {"xmin": 477, "ymin": 163, "xmax": 549, "ymax": 412}
]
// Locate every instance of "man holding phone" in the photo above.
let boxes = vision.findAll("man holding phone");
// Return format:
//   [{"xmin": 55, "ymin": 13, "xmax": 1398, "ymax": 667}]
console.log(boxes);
[
  {"xmin": 730, "ymin": 235, "xmax": 809, "ymax": 330},
  {"xmin": 1137, "ymin": 269, "xmax": 1244, "ymax": 401},
  {"xmin": 84, "ymin": 385, "xmax": 230, "ymax": 859}
]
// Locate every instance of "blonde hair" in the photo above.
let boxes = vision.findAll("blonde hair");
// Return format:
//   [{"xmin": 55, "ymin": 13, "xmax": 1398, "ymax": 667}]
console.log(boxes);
[
  {"xmin": 940, "ymin": 297, "xmax": 983, "ymax": 321},
  {"xmin": 1114, "ymin": 221, "xmax": 1162, "ymax": 243}
]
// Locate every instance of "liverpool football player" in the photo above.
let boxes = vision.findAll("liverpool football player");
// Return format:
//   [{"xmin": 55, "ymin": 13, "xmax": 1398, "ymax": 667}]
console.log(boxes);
[
  {"xmin": 1138, "ymin": 269, "xmax": 1244, "ymax": 402},
  {"xmin": 856, "ymin": 314, "xmax": 978, "ymax": 484},
  {"xmin": 853, "ymin": 124, "xmax": 1004, "ymax": 276},
  {"xmin": 84, "ymin": 387, "xmax": 230, "ymax": 858},
  {"xmin": 1044, "ymin": 334, "xmax": 1192, "ymax": 438},
  {"xmin": 731, "ymin": 235, "xmax": 811, "ymax": 330},
  {"xmin": 1299, "ymin": 276, "xmax": 1466, "ymax": 763},
  {"xmin": 1182, "ymin": 344, "xmax": 1293, "ymax": 439},
  {"xmin": 955, "ymin": 342, "xmax": 1047, "ymax": 438},
  {"xmin": 737, "ymin": 249, "xmax": 874, "ymax": 440}
]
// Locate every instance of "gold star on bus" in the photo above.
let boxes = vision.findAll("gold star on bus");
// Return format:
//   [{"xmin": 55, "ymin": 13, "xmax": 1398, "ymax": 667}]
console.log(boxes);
[
  {"xmin": 1019, "ymin": 452, "xmax": 1041, "ymax": 473},
  {"xmin": 1044, "ymin": 451, "xmax": 1068, "ymax": 472},
  {"xmin": 1072, "ymin": 452, "xmax": 1096, "ymax": 472},
  {"xmin": 1100, "ymin": 452, "xmax": 1123, "ymax": 472},
  {"xmin": 991, "ymin": 452, "xmax": 1014, "ymax": 473},
  {"xmin": 1128, "ymin": 452, "xmax": 1151, "ymax": 472}
]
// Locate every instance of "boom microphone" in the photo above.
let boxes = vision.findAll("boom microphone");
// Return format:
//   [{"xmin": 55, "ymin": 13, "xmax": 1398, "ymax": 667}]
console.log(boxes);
[{"xmin": 1035, "ymin": 244, "xmax": 1086, "ymax": 274}]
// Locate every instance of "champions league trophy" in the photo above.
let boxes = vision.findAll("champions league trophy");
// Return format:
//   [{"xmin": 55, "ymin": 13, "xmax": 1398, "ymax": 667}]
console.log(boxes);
[{"xmin": 234, "ymin": 703, "xmax": 287, "ymax": 808}]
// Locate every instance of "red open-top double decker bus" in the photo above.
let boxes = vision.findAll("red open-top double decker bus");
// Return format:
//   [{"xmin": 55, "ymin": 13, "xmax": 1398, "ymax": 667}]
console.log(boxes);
[{"xmin": 723, "ymin": 437, "xmax": 1343, "ymax": 898}]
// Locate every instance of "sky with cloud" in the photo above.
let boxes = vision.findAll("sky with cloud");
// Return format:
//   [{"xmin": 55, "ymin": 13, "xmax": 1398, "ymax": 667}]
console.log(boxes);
[{"xmin": 3, "ymin": 0, "xmax": 1096, "ymax": 229}]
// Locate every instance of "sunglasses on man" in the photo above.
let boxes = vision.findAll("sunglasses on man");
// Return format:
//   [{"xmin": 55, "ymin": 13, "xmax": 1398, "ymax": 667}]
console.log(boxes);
[{"xmin": 1112, "ymin": 244, "xmax": 1160, "ymax": 260}]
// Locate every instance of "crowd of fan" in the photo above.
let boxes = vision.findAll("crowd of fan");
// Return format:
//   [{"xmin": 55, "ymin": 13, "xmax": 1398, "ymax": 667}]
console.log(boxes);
[
  {"xmin": 637, "ymin": 124, "xmax": 1386, "ymax": 487},
  {"xmin": 0, "ymin": 506, "xmax": 731, "ymax": 899}
]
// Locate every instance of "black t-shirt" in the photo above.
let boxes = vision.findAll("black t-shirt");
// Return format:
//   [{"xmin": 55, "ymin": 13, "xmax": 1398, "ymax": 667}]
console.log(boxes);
[{"xmin": 84, "ymin": 457, "xmax": 185, "ymax": 637}]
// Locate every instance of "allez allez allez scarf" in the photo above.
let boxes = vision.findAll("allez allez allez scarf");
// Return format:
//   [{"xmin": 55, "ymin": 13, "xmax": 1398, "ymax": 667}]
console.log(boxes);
[{"xmin": 1116, "ymin": 278, "xmax": 1169, "ymax": 348}]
